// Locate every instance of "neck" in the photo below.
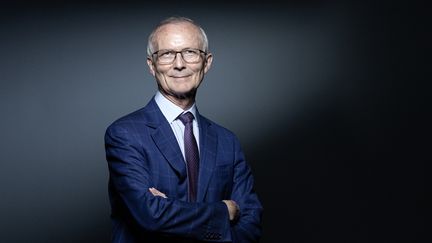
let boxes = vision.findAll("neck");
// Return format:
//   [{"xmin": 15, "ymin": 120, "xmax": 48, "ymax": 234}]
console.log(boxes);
[{"xmin": 160, "ymin": 91, "xmax": 195, "ymax": 110}]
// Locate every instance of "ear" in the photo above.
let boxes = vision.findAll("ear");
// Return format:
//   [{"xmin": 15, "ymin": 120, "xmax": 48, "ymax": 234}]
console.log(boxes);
[
  {"xmin": 203, "ymin": 53, "xmax": 213, "ymax": 74},
  {"xmin": 147, "ymin": 57, "xmax": 156, "ymax": 76}
]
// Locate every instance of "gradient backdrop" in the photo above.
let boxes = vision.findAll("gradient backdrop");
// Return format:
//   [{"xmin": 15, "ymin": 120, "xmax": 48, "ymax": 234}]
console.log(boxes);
[{"xmin": 0, "ymin": 1, "xmax": 428, "ymax": 242}]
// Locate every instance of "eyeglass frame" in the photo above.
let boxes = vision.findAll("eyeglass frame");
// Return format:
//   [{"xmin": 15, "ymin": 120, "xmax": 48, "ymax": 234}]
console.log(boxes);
[{"xmin": 150, "ymin": 48, "xmax": 207, "ymax": 65}]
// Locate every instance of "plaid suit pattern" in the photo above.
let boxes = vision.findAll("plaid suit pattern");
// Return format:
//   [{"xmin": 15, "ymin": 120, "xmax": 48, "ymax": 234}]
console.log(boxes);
[{"xmin": 105, "ymin": 98, "xmax": 262, "ymax": 242}]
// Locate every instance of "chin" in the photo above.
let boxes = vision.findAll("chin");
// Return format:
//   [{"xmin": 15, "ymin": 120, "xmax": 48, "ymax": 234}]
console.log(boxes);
[{"xmin": 170, "ymin": 88, "xmax": 197, "ymax": 100}]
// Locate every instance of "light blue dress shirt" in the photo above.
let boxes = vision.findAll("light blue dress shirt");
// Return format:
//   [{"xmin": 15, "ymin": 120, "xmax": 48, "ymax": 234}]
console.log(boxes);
[{"xmin": 154, "ymin": 91, "xmax": 200, "ymax": 160}]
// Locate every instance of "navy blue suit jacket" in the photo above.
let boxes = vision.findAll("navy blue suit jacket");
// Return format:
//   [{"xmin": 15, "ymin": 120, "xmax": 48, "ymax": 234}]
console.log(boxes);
[{"xmin": 105, "ymin": 98, "xmax": 262, "ymax": 242}]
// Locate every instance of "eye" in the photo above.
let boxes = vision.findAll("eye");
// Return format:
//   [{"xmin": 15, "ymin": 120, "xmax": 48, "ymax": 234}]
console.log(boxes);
[
  {"xmin": 183, "ymin": 49, "xmax": 198, "ymax": 55},
  {"xmin": 159, "ymin": 50, "xmax": 174, "ymax": 57}
]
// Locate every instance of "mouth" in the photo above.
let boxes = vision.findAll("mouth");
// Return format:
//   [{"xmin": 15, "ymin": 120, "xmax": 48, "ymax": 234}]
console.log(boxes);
[{"xmin": 170, "ymin": 75, "xmax": 191, "ymax": 78}]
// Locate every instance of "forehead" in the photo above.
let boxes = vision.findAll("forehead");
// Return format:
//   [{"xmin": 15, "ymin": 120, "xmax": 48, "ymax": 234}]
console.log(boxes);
[{"xmin": 154, "ymin": 22, "xmax": 202, "ymax": 49}]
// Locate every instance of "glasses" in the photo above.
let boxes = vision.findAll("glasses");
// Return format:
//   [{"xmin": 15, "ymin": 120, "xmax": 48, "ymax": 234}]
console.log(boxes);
[{"xmin": 152, "ymin": 48, "xmax": 206, "ymax": 65}]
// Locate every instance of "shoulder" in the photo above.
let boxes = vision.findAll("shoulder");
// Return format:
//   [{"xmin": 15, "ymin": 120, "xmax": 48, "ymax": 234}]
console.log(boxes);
[
  {"xmin": 105, "ymin": 99, "xmax": 160, "ymax": 136},
  {"xmin": 107, "ymin": 107, "xmax": 146, "ymax": 130},
  {"xmin": 104, "ymin": 107, "xmax": 154, "ymax": 152}
]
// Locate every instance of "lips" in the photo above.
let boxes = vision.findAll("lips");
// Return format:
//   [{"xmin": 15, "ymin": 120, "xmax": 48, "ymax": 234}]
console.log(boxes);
[{"xmin": 170, "ymin": 75, "xmax": 191, "ymax": 78}]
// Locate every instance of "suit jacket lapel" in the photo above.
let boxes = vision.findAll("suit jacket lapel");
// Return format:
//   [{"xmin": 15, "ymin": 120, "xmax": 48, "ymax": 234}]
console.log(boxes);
[
  {"xmin": 142, "ymin": 99, "xmax": 217, "ymax": 200},
  {"xmin": 144, "ymin": 99, "xmax": 187, "ymax": 180},
  {"xmin": 197, "ymin": 115, "xmax": 218, "ymax": 202},
  {"xmin": 151, "ymin": 123, "xmax": 188, "ymax": 180}
]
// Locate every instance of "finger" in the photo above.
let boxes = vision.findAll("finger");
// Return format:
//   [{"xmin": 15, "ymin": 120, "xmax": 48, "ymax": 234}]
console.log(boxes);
[
  {"xmin": 157, "ymin": 190, "xmax": 167, "ymax": 198},
  {"xmin": 150, "ymin": 187, "xmax": 161, "ymax": 195},
  {"xmin": 149, "ymin": 187, "xmax": 167, "ymax": 198},
  {"xmin": 149, "ymin": 187, "xmax": 161, "ymax": 196},
  {"xmin": 149, "ymin": 188, "xmax": 157, "ymax": 196}
]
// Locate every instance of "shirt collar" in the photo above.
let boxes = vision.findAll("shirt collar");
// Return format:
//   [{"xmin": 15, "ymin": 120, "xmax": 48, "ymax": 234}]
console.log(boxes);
[{"xmin": 154, "ymin": 91, "xmax": 198, "ymax": 124}]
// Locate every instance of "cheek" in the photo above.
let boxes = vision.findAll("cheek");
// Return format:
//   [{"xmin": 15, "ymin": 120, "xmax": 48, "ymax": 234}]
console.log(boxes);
[
  {"xmin": 191, "ymin": 73, "xmax": 203, "ymax": 83},
  {"xmin": 191, "ymin": 66, "xmax": 205, "ymax": 78},
  {"xmin": 154, "ymin": 69, "xmax": 168, "ymax": 80},
  {"xmin": 190, "ymin": 62, "xmax": 205, "ymax": 71}
]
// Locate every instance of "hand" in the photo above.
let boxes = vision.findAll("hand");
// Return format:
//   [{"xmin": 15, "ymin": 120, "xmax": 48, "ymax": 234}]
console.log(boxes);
[
  {"xmin": 149, "ymin": 187, "xmax": 167, "ymax": 198},
  {"xmin": 222, "ymin": 200, "xmax": 240, "ymax": 221}
]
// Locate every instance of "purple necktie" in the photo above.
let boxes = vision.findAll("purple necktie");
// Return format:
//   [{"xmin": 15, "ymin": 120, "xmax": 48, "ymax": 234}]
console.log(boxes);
[{"xmin": 178, "ymin": 112, "xmax": 199, "ymax": 202}]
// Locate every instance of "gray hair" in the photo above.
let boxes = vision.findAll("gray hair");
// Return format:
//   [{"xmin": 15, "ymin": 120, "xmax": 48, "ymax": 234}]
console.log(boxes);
[{"xmin": 146, "ymin": 17, "xmax": 209, "ymax": 57}]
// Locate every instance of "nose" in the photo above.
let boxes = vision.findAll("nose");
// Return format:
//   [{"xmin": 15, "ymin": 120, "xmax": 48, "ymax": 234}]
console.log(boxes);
[{"xmin": 173, "ymin": 52, "xmax": 186, "ymax": 70}]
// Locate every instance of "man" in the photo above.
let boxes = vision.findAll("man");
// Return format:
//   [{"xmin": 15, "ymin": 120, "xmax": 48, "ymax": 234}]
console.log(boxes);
[{"xmin": 105, "ymin": 17, "xmax": 262, "ymax": 243}]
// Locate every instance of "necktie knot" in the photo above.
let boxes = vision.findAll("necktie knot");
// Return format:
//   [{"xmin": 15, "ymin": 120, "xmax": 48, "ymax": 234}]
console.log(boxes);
[{"xmin": 178, "ymin": 112, "xmax": 194, "ymax": 125}]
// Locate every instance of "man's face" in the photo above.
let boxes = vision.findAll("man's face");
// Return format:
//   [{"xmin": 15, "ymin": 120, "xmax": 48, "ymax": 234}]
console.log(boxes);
[{"xmin": 147, "ymin": 22, "xmax": 212, "ymax": 100}]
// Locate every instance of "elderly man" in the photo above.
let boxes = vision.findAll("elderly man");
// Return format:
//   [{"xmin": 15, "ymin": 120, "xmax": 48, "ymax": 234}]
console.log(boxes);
[{"xmin": 105, "ymin": 17, "xmax": 262, "ymax": 243}]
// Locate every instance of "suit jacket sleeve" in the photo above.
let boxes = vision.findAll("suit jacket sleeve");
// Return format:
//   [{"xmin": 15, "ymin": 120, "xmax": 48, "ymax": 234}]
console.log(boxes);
[
  {"xmin": 105, "ymin": 124, "xmax": 232, "ymax": 242},
  {"xmin": 229, "ymin": 135, "xmax": 263, "ymax": 243}
]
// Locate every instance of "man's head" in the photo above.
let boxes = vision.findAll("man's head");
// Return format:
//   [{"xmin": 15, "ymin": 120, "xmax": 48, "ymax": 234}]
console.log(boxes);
[{"xmin": 146, "ymin": 17, "xmax": 213, "ymax": 104}]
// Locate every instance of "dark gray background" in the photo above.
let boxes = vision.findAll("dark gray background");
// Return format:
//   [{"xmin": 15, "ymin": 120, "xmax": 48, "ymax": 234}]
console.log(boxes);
[{"xmin": 1, "ymin": 1, "xmax": 429, "ymax": 242}]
